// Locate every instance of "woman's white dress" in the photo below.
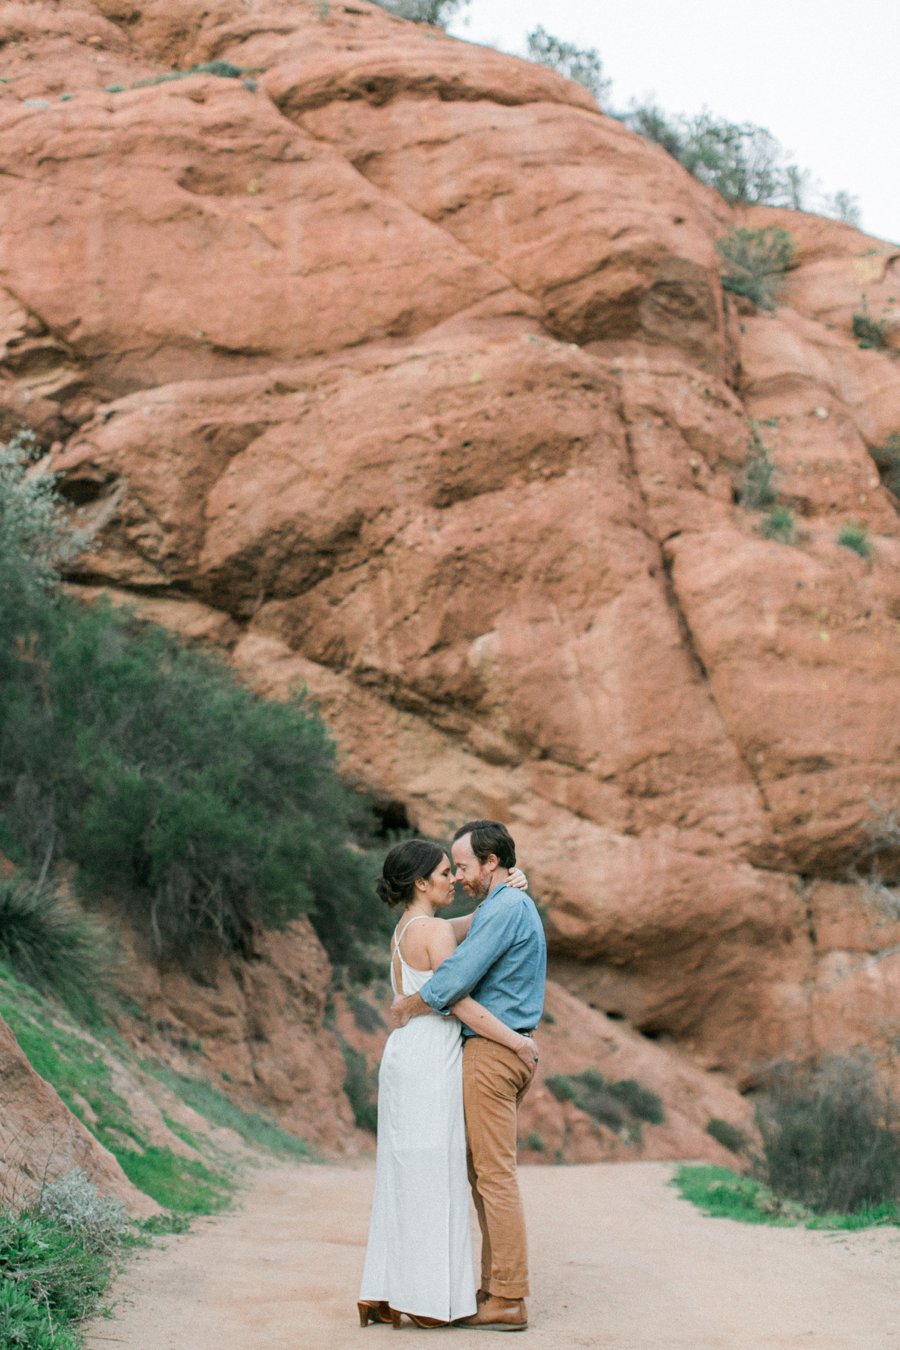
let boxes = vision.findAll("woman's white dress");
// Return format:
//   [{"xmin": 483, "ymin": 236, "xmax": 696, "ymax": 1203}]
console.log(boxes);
[{"xmin": 358, "ymin": 916, "xmax": 477, "ymax": 1321}]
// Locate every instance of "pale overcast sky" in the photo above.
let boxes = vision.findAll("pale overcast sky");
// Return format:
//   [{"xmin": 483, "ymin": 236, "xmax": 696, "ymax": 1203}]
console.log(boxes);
[{"xmin": 448, "ymin": 0, "xmax": 900, "ymax": 244}]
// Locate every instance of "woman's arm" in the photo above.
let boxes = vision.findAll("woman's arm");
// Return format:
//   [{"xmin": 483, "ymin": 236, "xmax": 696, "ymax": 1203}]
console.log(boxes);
[{"xmin": 425, "ymin": 920, "xmax": 537, "ymax": 1069}]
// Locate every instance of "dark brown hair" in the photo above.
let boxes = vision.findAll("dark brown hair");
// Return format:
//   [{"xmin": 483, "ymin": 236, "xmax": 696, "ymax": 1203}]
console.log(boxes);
[
  {"xmin": 452, "ymin": 819, "xmax": 516, "ymax": 869},
  {"xmin": 375, "ymin": 838, "xmax": 445, "ymax": 909}
]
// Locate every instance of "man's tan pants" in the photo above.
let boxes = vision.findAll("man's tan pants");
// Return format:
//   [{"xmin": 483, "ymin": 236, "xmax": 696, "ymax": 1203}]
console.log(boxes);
[{"xmin": 462, "ymin": 1037, "xmax": 536, "ymax": 1300}]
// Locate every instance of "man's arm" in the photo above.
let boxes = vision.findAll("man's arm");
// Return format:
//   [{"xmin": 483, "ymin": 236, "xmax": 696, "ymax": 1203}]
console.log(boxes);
[
  {"xmin": 388, "ymin": 913, "xmax": 537, "ymax": 1071},
  {"xmin": 388, "ymin": 989, "xmax": 431, "ymax": 1029},
  {"xmin": 420, "ymin": 895, "xmax": 521, "ymax": 1013}
]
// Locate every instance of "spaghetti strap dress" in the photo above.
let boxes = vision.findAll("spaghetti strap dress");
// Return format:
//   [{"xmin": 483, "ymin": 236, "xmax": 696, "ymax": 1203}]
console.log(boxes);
[{"xmin": 358, "ymin": 916, "xmax": 477, "ymax": 1322}]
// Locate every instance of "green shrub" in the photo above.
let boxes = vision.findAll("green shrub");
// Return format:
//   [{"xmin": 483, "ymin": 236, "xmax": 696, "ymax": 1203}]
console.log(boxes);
[
  {"xmin": 0, "ymin": 433, "xmax": 90, "ymax": 612},
  {"xmin": 546, "ymin": 1069, "xmax": 664, "ymax": 1135},
  {"xmin": 739, "ymin": 426, "xmax": 777, "ymax": 508},
  {"xmin": 680, "ymin": 115, "xmax": 787, "ymax": 205},
  {"xmin": 836, "ymin": 521, "xmax": 872, "ymax": 559},
  {"xmin": 0, "ymin": 1201, "xmax": 115, "ymax": 1346},
  {"xmin": 756, "ymin": 1057, "xmax": 900, "ymax": 1214},
  {"xmin": 0, "ymin": 434, "xmax": 386, "ymax": 974},
  {"xmin": 525, "ymin": 1131, "xmax": 545, "ymax": 1153},
  {"xmin": 340, "ymin": 1038, "xmax": 378, "ymax": 1133},
  {"xmin": 869, "ymin": 434, "xmax": 900, "ymax": 497},
  {"xmin": 606, "ymin": 1078, "xmax": 665, "ymax": 1124},
  {"xmin": 0, "ymin": 1277, "xmax": 80, "ymax": 1349},
  {"xmin": 349, "ymin": 993, "xmax": 386, "ymax": 1034},
  {"xmin": 525, "ymin": 27, "xmax": 610, "ymax": 106},
  {"xmin": 852, "ymin": 297, "xmax": 887, "ymax": 349},
  {"xmin": 370, "ymin": 0, "xmax": 468, "ymax": 25},
  {"xmin": 706, "ymin": 1117, "xmax": 748, "ymax": 1154},
  {"xmin": 761, "ymin": 505, "xmax": 797, "ymax": 542},
  {"xmin": 0, "ymin": 878, "xmax": 112, "ymax": 1020},
  {"xmin": 717, "ymin": 227, "xmax": 795, "ymax": 310},
  {"xmin": 621, "ymin": 103, "xmax": 684, "ymax": 158}
]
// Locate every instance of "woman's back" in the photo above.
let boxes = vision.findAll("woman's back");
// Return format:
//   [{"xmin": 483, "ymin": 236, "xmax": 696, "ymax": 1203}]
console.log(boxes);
[{"xmin": 390, "ymin": 915, "xmax": 449, "ymax": 997}]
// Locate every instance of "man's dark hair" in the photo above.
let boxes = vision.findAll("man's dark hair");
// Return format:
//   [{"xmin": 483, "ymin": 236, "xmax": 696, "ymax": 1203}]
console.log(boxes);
[{"xmin": 452, "ymin": 819, "xmax": 516, "ymax": 869}]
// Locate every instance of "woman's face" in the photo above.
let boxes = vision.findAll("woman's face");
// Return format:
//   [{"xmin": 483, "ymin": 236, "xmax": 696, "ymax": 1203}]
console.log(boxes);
[{"xmin": 417, "ymin": 854, "xmax": 456, "ymax": 909}]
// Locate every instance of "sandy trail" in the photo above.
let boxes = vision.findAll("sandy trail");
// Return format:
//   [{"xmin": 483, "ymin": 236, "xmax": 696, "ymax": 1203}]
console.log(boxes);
[{"xmin": 86, "ymin": 1161, "xmax": 899, "ymax": 1350}]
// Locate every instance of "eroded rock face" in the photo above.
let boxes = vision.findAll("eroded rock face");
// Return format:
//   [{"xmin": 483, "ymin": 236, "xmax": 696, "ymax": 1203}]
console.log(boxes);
[
  {"xmin": 1, "ymin": 0, "xmax": 898, "ymax": 1099},
  {"xmin": 0, "ymin": 1015, "xmax": 158, "ymax": 1216},
  {"xmin": 115, "ymin": 916, "xmax": 358, "ymax": 1151}
]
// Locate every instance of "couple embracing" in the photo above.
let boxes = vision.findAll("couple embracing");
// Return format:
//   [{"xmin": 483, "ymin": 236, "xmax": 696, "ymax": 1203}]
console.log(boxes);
[{"xmin": 358, "ymin": 819, "xmax": 547, "ymax": 1332}]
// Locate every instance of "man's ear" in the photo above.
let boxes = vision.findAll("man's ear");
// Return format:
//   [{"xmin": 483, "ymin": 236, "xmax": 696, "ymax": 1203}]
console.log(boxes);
[{"xmin": 484, "ymin": 853, "xmax": 499, "ymax": 874}]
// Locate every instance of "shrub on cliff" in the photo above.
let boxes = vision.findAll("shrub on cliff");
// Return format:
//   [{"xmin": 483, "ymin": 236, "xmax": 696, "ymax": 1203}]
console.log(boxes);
[
  {"xmin": 370, "ymin": 0, "xmax": 468, "ymax": 26},
  {"xmin": 622, "ymin": 104, "xmax": 859, "ymax": 222},
  {"xmin": 525, "ymin": 27, "xmax": 611, "ymax": 106},
  {"xmin": 0, "ymin": 438, "xmax": 384, "ymax": 973},
  {"xmin": 0, "ymin": 879, "xmax": 111, "ymax": 1020},
  {"xmin": 717, "ymin": 226, "xmax": 795, "ymax": 310}
]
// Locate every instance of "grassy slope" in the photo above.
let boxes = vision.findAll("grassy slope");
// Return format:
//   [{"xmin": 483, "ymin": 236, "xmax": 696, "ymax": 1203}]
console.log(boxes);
[{"xmin": 0, "ymin": 961, "xmax": 309, "ymax": 1216}]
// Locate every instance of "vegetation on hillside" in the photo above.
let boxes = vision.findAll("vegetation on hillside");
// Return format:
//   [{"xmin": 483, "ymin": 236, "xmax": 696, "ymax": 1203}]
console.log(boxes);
[
  {"xmin": 519, "ymin": 28, "xmax": 859, "ymax": 220},
  {"xmin": 678, "ymin": 1056, "xmax": 899, "ymax": 1229},
  {"xmin": 371, "ymin": 0, "xmax": 468, "ymax": 25},
  {"xmin": 0, "ymin": 436, "xmax": 389, "ymax": 982},
  {"xmin": 717, "ymin": 226, "xmax": 796, "ymax": 310}
]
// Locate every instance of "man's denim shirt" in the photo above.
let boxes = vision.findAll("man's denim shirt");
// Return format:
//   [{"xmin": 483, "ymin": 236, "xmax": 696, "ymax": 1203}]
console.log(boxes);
[{"xmin": 419, "ymin": 881, "xmax": 547, "ymax": 1036}]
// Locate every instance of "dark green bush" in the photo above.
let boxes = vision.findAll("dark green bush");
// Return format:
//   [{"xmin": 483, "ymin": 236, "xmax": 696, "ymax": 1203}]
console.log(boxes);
[
  {"xmin": 606, "ymin": 1077, "xmax": 665, "ymax": 1124},
  {"xmin": 761, "ymin": 505, "xmax": 797, "ymax": 542},
  {"xmin": 370, "ymin": 0, "xmax": 467, "ymax": 25},
  {"xmin": 0, "ymin": 439, "xmax": 388, "ymax": 973},
  {"xmin": 836, "ymin": 521, "xmax": 872, "ymax": 559},
  {"xmin": 706, "ymin": 1116, "xmax": 747, "ymax": 1154},
  {"xmin": 622, "ymin": 107, "xmax": 835, "ymax": 212},
  {"xmin": 739, "ymin": 425, "xmax": 777, "ymax": 509},
  {"xmin": 340, "ymin": 1037, "xmax": 378, "ymax": 1133},
  {"xmin": 0, "ymin": 879, "xmax": 112, "ymax": 1019},
  {"xmin": 717, "ymin": 227, "xmax": 796, "ymax": 310},
  {"xmin": 349, "ymin": 993, "xmax": 386, "ymax": 1033},
  {"xmin": 525, "ymin": 27, "xmax": 610, "ymax": 105},
  {"xmin": 756, "ymin": 1057, "xmax": 900, "ymax": 1214},
  {"xmin": 852, "ymin": 298, "xmax": 887, "ymax": 350},
  {"xmin": 869, "ymin": 434, "xmax": 900, "ymax": 497},
  {"xmin": 546, "ymin": 1069, "xmax": 664, "ymax": 1134}
]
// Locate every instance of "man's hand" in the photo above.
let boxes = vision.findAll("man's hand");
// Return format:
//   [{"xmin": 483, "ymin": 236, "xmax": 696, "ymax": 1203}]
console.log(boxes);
[
  {"xmin": 514, "ymin": 1035, "xmax": 538, "ymax": 1070},
  {"xmin": 388, "ymin": 994, "xmax": 413, "ymax": 1031}
]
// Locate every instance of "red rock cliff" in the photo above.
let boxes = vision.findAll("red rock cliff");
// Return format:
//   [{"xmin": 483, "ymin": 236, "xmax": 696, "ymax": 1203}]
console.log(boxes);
[{"xmin": 1, "ymin": 0, "xmax": 898, "ymax": 1086}]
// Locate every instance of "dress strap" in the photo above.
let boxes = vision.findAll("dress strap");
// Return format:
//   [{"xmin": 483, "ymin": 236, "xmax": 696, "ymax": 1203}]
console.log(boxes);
[{"xmin": 392, "ymin": 913, "xmax": 430, "ymax": 962}]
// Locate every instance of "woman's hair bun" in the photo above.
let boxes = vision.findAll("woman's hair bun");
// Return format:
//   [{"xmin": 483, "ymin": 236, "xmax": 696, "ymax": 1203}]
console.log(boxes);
[
  {"xmin": 375, "ymin": 874, "xmax": 405, "ymax": 908},
  {"xmin": 376, "ymin": 838, "xmax": 445, "ymax": 908}
]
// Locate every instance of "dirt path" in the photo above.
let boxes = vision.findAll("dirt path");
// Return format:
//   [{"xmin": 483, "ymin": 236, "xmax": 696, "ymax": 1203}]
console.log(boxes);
[{"xmin": 86, "ymin": 1162, "xmax": 899, "ymax": 1350}]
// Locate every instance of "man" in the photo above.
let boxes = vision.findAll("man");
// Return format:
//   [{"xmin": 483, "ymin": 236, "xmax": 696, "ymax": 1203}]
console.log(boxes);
[{"xmin": 390, "ymin": 819, "xmax": 547, "ymax": 1332}]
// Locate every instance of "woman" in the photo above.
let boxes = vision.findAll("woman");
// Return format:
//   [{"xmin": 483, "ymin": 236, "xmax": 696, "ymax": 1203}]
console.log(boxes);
[{"xmin": 357, "ymin": 839, "xmax": 536, "ymax": 1329}]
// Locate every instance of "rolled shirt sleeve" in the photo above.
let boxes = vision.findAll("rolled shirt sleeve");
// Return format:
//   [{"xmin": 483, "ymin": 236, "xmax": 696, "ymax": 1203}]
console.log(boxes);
[{"xmin": 420, "ymin": 895, "xmax": 522, "ymax": 1013}]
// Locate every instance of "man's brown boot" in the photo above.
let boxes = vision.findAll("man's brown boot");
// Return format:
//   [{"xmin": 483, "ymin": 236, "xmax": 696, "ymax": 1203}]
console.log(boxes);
[{"xmin": 458, "ymin": 1295, "xmax": 528, "ymax": 1331}]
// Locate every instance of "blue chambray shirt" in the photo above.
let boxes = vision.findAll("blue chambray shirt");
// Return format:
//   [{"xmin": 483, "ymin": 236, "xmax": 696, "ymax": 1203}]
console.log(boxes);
[{"xmin": 419, "ymin": 881, "xmax": 547, "ymax": 1036}]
